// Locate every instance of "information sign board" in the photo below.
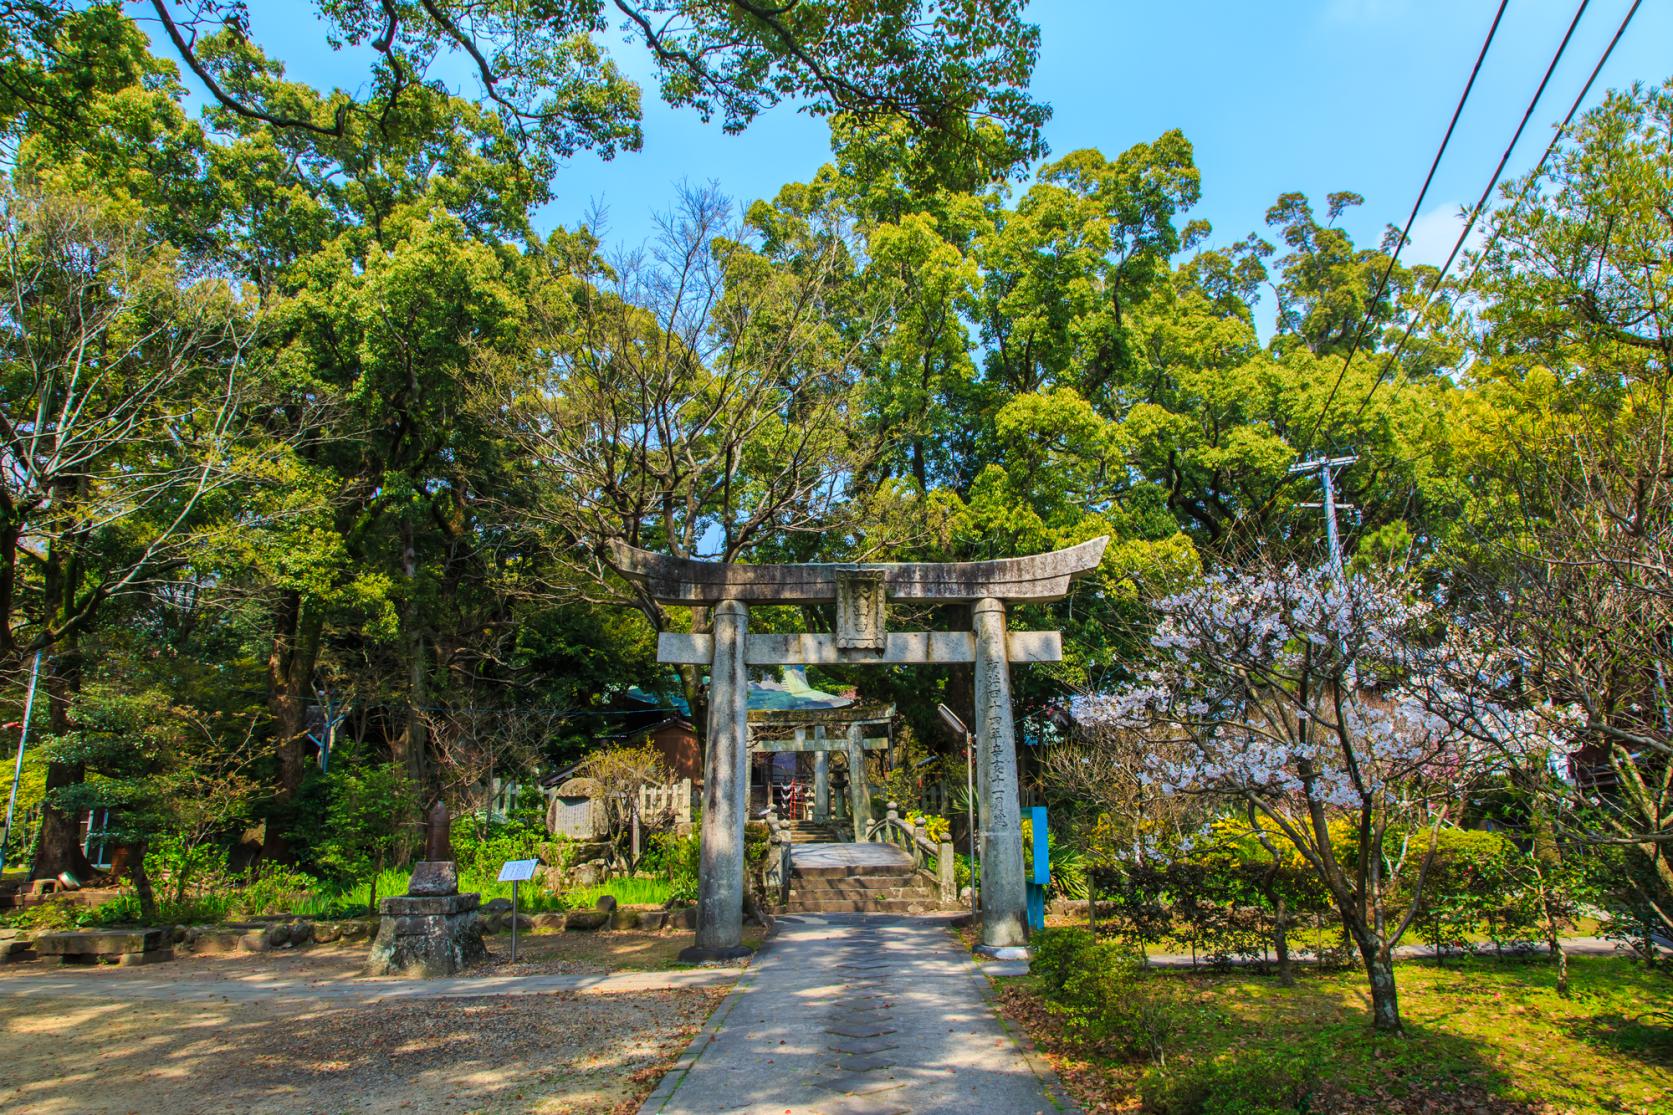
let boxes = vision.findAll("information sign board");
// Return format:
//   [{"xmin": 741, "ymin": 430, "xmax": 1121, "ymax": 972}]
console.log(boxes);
[{"xmin": 498, "ymin": 858, "xmax": 539, "ymax": 883}]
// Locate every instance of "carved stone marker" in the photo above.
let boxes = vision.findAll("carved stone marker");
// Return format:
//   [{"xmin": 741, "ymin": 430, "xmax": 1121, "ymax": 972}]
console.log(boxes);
[
  {"xmin": 972, "ymin": 597, "xmax": 1027, "ymax": 956},
  {"xmin": 367, "ymin": 801, "xmax": 485, "ymax": 976},
  {"xmin": 835, "ymin": 567, "xmax": 887, "ymax": 651},
  {"xmin": 406, "ymin": 860, "xmax": 458, "ymax": 897},
  {"xmin": 424, "ymin": 799, "xmax": 453, "ymax": 862}
]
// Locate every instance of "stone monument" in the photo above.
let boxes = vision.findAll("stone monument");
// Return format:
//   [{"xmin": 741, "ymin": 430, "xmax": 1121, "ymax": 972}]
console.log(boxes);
[{"xmin": 366, "ymin": 800, "xmax": 486, "ymax": 977}]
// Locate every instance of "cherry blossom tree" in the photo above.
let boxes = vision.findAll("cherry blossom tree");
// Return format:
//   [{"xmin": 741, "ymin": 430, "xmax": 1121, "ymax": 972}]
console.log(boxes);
[{"xmin": 1074, "ymin": 563, "xmax": 1533, "ymax": 1032}]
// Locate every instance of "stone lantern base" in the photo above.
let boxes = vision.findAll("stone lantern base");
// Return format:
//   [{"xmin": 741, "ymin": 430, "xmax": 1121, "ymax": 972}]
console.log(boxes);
[{"xmin": 366, "ymin": 886, "xmax": 486, "ymax": 977}]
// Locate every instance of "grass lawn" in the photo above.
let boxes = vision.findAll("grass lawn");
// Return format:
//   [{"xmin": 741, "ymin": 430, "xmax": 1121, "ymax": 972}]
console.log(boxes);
[
  {"xmin": 1038, "ymin": 913, "xmax": 1611, "ymax": 958},
  {"xmin": 995, "ymin": 954, "xmax": 1672, "ymax": 1114}
]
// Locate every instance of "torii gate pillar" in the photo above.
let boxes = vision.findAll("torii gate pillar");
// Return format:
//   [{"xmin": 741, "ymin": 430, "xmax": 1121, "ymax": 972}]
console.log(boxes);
[
  {"xmin": 684, "ymin": 599, "xmax": 752, "ymax": 963},
  {"xmin": 813, "ymin": 727, "xmax": 830, "ymax": 822},
  {"xmin": 972, "ymin": 597, "xmax": 1028, "ymax": 956}
]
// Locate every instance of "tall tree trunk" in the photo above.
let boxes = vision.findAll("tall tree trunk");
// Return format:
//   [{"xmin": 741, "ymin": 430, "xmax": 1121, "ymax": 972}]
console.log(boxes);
[
  {"xmin": 130, "ymin": 839, "xmax": 158, "ymax": 923},
  {"xmin": 1529, "ymin": 810, "xmax": 1570, "ymax": 995},
  {"xmin": 385, "ymin": 518, "xmax": 432, "ymax": 867},
  {"xmin": 1272, "ymin": 893, "xmax": 1295, "ymax": 987},
  {"xmin": 395, "ymin": 517, "xmax": 428, "ymax": 796},
  {"xmin": 30, "ymin": 642, "xmax": 92, "ymax": 881},
  {"xmin": 263, "ymin": 591, "xmax": 321, "ymax": 863},
  {"xmin": 29, "ymin": 500, "xmax": 94, "ymax": 882},
  {"xmin": 1547, "ymin": 917, "xmax": 1569, "ymax": 996}
]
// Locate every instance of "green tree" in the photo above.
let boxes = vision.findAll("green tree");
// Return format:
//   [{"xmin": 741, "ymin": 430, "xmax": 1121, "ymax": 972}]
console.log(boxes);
[
  {"xmin": 316, "ymin": 762, "xmax": 417, "ymax": 915},
  {"xmin": 1443, "ymin": 80, "xmax": 1673, "ymax": 943},
  {"xmin": 0, "ymin": 184, "xmax": 253, "ymax": 879},
  {"xmin": 132, "ymin": 0, "xmax": 1048, "ymax": 185}
]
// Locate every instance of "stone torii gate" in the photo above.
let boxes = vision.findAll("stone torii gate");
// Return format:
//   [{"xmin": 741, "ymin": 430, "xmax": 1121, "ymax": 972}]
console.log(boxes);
[
  {"xmin": 748, "ymin": 703, "xmax": 894, "ymax": 832},
  {"xmin": 610, "ymin": 536, "xmax": 1107, "ymax": 962}
]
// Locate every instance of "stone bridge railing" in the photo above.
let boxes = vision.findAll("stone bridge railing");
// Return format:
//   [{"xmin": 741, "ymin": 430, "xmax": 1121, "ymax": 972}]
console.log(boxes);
[
  {"xmin": 759, "ymin": 804, "xmax": 960, "ymax": 910},
  {"xmin": 866, "ymin": 802, "xmax": 958, "ymax": 907}
]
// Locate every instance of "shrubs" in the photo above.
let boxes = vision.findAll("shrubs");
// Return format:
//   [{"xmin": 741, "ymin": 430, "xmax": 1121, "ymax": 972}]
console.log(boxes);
[
  {"xmin": 7, "ymin": 895, "xmax": 85, "ymax": 931},
  {"xmin": 232, "ymin": 865, "xmax": 320, "ymax": 917},
  {"xmin": 1029, "ymin": 927, "xmax": 1177, "ymax": 1062},
  {"xmin": 1030, "ymin": 926, "xmax": 1096, "ymax": 991},
  {"xmin": 643, "ymin": 831, "xmax": 699, "ymax": 904},
  {"xmin": 449, "ymin": 816, "xmax": 555, "ymax": 881},
  {"xmin": 1139, "ymin": 1047, "xmax": 1321, "ymax": 1115},
  {"xmin": 904, "ymin": 810, "xmax": 951, "ymax": 843}
]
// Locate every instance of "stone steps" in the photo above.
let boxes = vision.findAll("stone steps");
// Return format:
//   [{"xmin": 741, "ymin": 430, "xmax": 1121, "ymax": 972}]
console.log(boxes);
[
  {"xmin": 791, "ymin": 873, "xmax": 918, "ymax": 892},
  {"xmin": 787, "ymin": 888, "xmax": 937, "ymax": 906},
  {"xmin": 783, "ymin": 823, "xmax": 846, "ymax": 844},
  {"xmin": 786, "ymin": 895, "xmax": 938, "ymax": 914},
  {"xmin": 784, "ymin": 857, "xmax": 941, "ymax": 914},
  {"xmin": 792, "ymin": 862, "xmax": 918, "ymax": 880}
]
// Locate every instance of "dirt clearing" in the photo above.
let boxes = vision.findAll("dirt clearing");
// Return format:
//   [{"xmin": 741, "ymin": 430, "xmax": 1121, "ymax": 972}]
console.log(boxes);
[{"xmin": 0, "ymin": 983, "xmax": 723, "ymax": 1114}]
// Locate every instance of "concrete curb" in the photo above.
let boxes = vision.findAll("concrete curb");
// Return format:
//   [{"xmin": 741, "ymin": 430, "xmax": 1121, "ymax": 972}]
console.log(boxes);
[{"xmin": 637, "ymin": 968, "xmax": 756, "ymax": 1113}]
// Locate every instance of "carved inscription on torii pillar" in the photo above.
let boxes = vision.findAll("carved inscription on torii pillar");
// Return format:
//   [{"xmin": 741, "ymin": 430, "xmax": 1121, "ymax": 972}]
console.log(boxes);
[{"xmin": 607, "ymin": 537, "xmax": 1108, "ymax": 962}]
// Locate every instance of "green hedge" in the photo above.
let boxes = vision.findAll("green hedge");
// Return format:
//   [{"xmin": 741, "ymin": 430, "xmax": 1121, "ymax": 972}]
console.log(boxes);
[{"xmin": 1029, "ymin": 927, "xmax": 1177, "ymax": 1062}]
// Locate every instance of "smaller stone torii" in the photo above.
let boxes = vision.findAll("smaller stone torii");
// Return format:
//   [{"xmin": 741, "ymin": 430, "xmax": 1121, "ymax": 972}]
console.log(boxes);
[
  {"xmin": 611, "ymin": 536, "xmax": 1107, "ymax": 962},
  {"xmin": 748, "ymin": 703, "xmax": 894, "ymax": 834}
]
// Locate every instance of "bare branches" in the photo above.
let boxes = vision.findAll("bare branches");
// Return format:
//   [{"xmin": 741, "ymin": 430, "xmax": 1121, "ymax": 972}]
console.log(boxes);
[
  {"xmin": 478, "ymin": 184, "xmax": 874, "ymax": 627},
  {"xmin": 0, "ymin": 185, "xmax": 256, "ymax": 654}
]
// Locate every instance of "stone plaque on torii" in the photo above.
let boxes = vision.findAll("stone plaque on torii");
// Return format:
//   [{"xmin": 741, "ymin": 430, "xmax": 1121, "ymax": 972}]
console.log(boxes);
[
  {"xmin": 748, "ymin": 703, "xmax": 895, "ymax": 832},
  {"xmin": 609, "ymin": 536, "xmax": 1108, "ymax": 961}
]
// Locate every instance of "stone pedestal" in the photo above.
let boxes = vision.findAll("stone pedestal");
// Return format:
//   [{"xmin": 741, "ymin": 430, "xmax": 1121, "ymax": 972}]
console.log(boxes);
[{"xmin": 366, "ymin": 871, "xmax": 486, "ymax": 978}]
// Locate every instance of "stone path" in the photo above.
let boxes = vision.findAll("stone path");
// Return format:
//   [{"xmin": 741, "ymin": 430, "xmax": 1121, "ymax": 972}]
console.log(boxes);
[
  {"xmin": 0, "ymin": 965, "xmax": 738, "ymax": 1006},
  {"xmin": 639, "ymin": 915, "xmax": 1074, "ymax": 1115}
]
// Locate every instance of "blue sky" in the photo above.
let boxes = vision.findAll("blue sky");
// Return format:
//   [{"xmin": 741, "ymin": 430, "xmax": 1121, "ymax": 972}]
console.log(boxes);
[{"xmin": 158, "ymin": 0, "xmax": 1669, "ymax": 281}]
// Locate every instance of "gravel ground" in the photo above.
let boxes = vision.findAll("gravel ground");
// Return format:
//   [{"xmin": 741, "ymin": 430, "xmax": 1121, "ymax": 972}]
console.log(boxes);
[
  {"xmin": 0, "ymin": 984, "xmax": 726, "ymax": 1114},
  {"xmin": 0, "ymin": 929, "xmax": 758, "ymax": 1113}
]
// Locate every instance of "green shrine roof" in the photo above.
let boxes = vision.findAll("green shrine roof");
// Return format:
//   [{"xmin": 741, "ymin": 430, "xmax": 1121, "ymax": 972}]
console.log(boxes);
[{"xmin": 628, "ymin": 667, "xmax": 852, "ymax": 715}]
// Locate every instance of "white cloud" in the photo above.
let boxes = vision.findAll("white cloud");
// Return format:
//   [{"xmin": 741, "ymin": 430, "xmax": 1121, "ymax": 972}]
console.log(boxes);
[{"xmin": 1401, "ymin": 202, "xmax": 1484, "ymax": 269}]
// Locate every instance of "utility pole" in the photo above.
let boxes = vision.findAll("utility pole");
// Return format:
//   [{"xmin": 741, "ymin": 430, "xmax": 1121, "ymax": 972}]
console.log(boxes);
[
  {"xmin": 0, "ymin": 652, "xmax": 43, "ymax": 876},
  {"xmin": 1289, "ymin": 453, "xmax": 1358, "ymax": 578}
]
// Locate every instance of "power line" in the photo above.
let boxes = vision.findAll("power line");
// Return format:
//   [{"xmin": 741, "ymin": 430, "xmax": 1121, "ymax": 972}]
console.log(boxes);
[
  {"xmin": 1297, "ymin": 0, "xmax": 1510, "ymax": 455},
  {"xmin": 1453, "ymin": 0, "xmax": 1643, "ymax": 303},
  {"xmin": 1338, "ymin": 0, "xmax": 1612, "ymax": 425}
]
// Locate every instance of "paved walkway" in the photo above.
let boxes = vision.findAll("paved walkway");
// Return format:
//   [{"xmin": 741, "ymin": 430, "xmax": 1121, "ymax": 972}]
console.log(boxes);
[{"xmin": 639, "ymin": 915, "xmax": 1073, "ymax": 1115}]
